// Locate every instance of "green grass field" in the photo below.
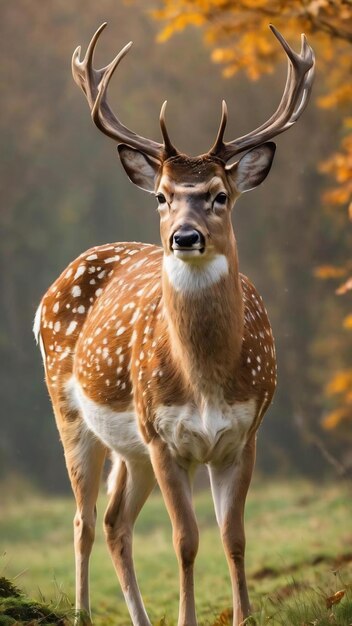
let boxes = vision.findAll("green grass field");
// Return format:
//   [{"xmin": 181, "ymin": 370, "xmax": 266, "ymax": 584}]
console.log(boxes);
[{"xmin": 1, "ymin": 477, "xmax": 351, "ymax": 625}]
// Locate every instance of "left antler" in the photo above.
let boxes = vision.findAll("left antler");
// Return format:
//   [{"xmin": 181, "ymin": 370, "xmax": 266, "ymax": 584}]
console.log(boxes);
[
  {"xmin": 72, "ymin": 22, "xmax": 178, "ymax": 162},
  {"xmin": 209, "ymin": 25, "xmax": 315, "ymax": 161}
]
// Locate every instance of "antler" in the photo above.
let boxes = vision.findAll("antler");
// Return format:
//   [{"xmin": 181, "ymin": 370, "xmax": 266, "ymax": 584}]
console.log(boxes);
[
  {"xmin": 72, "ymin": 23, "xmax": 178, "ymax": 162},
  {"xmin": 209, "ymin": 25, "xmax": 315, "ymax": 161}
]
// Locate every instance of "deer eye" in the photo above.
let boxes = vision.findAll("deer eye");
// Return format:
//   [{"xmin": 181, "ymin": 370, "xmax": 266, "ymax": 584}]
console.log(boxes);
[
  {"xmin": 214, "ymin": 192, "xmax": 227, "ymax": 205},
  {"xmin": 156, "ymin": 193, "xmax": 167, "ymax": 205}
]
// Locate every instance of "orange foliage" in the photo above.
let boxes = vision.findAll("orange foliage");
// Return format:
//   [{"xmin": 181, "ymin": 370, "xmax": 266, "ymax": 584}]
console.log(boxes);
[
  {"xmin": 323, "ymin": 369, "xmax": 352, "ymax": 429},
  {"xmin": 313, "ymin": 265, "xmax": 347, "ymax": 280}
]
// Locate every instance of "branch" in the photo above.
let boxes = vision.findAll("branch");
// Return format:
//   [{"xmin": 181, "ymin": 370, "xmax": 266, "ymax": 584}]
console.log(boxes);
[
  {"xmin": 294, "ymin": 413, "xmax": 352, "ymax": 477},
  {"xmin": 305, "ymin": 13, "xmax": 352, "ymax": 44}
]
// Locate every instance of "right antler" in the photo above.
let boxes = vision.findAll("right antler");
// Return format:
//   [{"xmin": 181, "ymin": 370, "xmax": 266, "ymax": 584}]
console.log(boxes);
[
  {"xmin": 209, "ymin": 25, "xmax": 315, "ymax": 161},
  {"xmin": 72, "ymin": 23, "xmax": 178, "ymax": 162}
]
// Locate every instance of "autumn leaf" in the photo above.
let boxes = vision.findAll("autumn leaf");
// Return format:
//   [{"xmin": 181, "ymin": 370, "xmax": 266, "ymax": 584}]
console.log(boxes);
[
  {"xmin": 325, "ymin": 589, "xmax": 345, "ymax": 609},
  {"xmin": 326, "ymin": 370, "xmax": 352, "ymax": 395},
  {"xmin": 314, "ymin": 265, "xmax": 347, "ymax": 279},
  {"xmin": 211, "ymin": 608, "xmax": 233, "ymax": 626},
  {"xmin": 343, "ymin": 315, "xmax": 352, "ymax": 329}
]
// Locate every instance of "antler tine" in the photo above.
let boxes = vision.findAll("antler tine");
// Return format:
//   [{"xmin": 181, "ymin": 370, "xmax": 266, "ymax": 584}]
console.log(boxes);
[
  {"xmin": 210, "ymin": 26, "xmax": 315, "ymax": 162},
  {"xmin": 72, "ymin": 23, "xmax": 173, "ymax": 162},
  {"xmin": 72, "ymin": 23, "xmax": 107, "ymax": 108},
  {"xmin": 159, "ymin": 101, "xmax": 178, "ymax": 158},
  {"xmin": 209, "ymin": 100, "xmax": 228, "ymax": 157},
  {"xmin": 91, "ymin": 41, "xmax": 134, "ymax": 137}
]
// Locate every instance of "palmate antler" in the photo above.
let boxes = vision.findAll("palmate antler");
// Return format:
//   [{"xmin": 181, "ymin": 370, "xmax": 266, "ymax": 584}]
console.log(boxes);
[{"xmin": 72, "ymin": 23, "xmax": 315, "ymax": 163}]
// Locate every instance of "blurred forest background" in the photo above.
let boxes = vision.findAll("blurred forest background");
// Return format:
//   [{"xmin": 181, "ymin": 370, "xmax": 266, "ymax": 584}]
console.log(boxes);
[{"xmin": 1, "ymin": 0, "xmax": 351, "ymax": 492}]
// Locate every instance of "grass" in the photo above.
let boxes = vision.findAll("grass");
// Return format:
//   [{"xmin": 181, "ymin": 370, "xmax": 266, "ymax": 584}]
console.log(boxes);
[
  {"xmin": 0, "ymin": 576, "xmax": 74, "ymax": 625},
  {"xmin": 1, "ymin": 477, "xmax": 352, "ymax": 625}
]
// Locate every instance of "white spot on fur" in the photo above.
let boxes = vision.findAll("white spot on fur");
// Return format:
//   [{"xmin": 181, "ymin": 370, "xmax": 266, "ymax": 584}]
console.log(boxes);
[
  {"xmin": 59, "ymin": 347, "xmax": 70, "ymax": 361},
  {"xmin": 74, "ymin": 265, "xmax": 86, "ymax": 280},
  {"xmin": 104, "ymin": 255, "xmax": 120, "ymax": 264},
  {"xmin": 66, "ymin": 320, "xmax": 78, "ymax": 336},
  {"xmin": 72, "ymin": 285, "xmax": 81, "ymax": 297}
]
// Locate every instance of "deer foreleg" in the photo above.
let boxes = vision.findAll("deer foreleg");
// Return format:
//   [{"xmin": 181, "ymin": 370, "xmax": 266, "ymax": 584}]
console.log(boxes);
[
  {"xmin": 208, "ymin": 437, "xmax": 256, "ymax": 626},
  {"xmin": 149, "ymin": 437, "xmax": 199, "ymax": 626}
]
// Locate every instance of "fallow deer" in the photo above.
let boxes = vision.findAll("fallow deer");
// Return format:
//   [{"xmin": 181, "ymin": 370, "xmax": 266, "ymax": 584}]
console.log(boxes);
[{"xmin": 33, "ymin": 23, "xmax": 315, "ymax": 626}]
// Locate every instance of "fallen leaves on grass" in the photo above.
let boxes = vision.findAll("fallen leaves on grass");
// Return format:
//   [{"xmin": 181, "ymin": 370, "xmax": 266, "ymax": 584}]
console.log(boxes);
[{"xmin": 211, "ymin": 607, "xmax": 233, "ymax": 625}]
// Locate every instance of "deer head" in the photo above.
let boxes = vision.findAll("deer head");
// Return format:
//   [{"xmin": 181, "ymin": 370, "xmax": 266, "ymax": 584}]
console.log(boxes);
[{"xmin": 72, "ymin": 23, "xmax": 315, "ymax": 269}]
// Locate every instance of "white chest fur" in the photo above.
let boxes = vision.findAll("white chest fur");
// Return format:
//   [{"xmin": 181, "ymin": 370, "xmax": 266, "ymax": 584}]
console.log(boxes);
[
  {"xmin": 154, "ymin": 398, "xmax": 256, "ymax": 465},
  {"xmin": 65, "ymin": 377, "xmax": 256, "ymax": 467}
]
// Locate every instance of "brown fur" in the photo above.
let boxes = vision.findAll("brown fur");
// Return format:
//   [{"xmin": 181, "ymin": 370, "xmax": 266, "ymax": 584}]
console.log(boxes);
[{"xmin": 36, "ymin": 155, "xmax": 277, "ymax": 626}]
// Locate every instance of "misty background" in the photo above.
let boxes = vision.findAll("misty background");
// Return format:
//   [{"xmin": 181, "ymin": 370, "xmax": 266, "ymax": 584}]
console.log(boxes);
[{"xmin": 1, "ymin": 0, "xmax": 350, "ymax": 492}]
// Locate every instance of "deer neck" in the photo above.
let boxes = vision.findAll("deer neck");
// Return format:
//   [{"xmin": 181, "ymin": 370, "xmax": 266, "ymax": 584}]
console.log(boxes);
[{"xmin": 162, "ymin": 241, "xmax": 244, "ymax": 397}]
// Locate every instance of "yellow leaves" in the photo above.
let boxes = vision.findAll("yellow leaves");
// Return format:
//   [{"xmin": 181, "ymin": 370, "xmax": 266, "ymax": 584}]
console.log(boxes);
[
  {"xmin": 326, "ymin": 370, "xmax": 352, "ymax": 396},
  {"xmin": 323, "ymin": 408, "xmax": 346, "ymax": 429},
  {"xmin": 320, "ymin": 134, "xmax": 352, "ymax": 211},
  {"xmin": 211, "ymin": 608, "xmax": 233, "ymax": 626},
  {"xmin": 343, "ymin": 314, "xmax": 352, "ymax": 329},
  {"xmin": 322, "ymin": 188, "xmax": 350, "ymax": 206},
  {"xmin": 318, "ymin": 84, "xmax": 352, "ymax": 110},
  {"xmin": 314, "ymin": 265, "xmax": 347, "ymax": 279},
  {"xmin": 156, "ymin": 12, "xmax": 206, "ymax": 42},
  {"xmin": 211, "ymin": 31, "xmax": 277, "ymax": 79},
  {"xmin": 323, "ymin": 370, "xmax": 352, "ymax": 429},
  {"xmin": 212, "ymin": 47, "xmax": 236, "ymax": 64}
]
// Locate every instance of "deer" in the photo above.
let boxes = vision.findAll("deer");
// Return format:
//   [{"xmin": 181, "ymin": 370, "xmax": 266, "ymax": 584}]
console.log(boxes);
[{"xmin": 33, "ymin": 22, "xmax": 314, "ymax": 626}]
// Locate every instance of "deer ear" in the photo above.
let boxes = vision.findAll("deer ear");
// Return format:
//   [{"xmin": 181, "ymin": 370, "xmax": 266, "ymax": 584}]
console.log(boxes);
[
  {"xmin": 226, "ymin": 142, "xmax": 276, "ymax": 193},
  {"xmin": 118, "ymin": 145, "xmax": 160, "ymax": 192}
]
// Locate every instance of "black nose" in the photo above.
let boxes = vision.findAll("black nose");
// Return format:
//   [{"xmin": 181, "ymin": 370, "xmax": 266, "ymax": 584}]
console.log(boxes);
[{"xmin": 173, "ymin": 229, "xmax": 204, "ymax": 249}]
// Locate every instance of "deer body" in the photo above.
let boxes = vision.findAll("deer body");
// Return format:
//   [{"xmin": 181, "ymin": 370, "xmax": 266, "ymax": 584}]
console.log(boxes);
[
  {"xmin": 34, "ymin": 23, "xmax": 314, "ymax": 626},
  {"xmin": 38, "ymin": 239, "xmax": 275, "ymax": 464}
]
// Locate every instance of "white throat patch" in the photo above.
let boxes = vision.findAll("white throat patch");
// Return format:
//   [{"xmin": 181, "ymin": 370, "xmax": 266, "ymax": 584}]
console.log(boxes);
[{"xmin": 163, "ymin": 254, "xmax": 228, "ymax": 293}]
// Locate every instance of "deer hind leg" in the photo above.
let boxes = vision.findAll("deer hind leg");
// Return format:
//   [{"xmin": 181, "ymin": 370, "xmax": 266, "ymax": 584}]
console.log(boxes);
[
  {"xmin": 149, "ymin": 437, "xmax": 199, "ymax": 626},
  {"xmin": 55, "ymin": 408, "xmax": 106, "ymax": 624},
  {"xmin": 208, "ymin": 437, "xmax": 256, "ymax": 626},
  {"xmin": 104, "ymin": 456, "xmax": 155, "ymax": 626}
]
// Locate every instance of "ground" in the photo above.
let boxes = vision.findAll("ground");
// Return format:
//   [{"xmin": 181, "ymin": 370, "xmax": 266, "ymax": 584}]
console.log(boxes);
[{"xmin": 1, "ymin": 477, "xmax": 352, "ymax": 625}]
